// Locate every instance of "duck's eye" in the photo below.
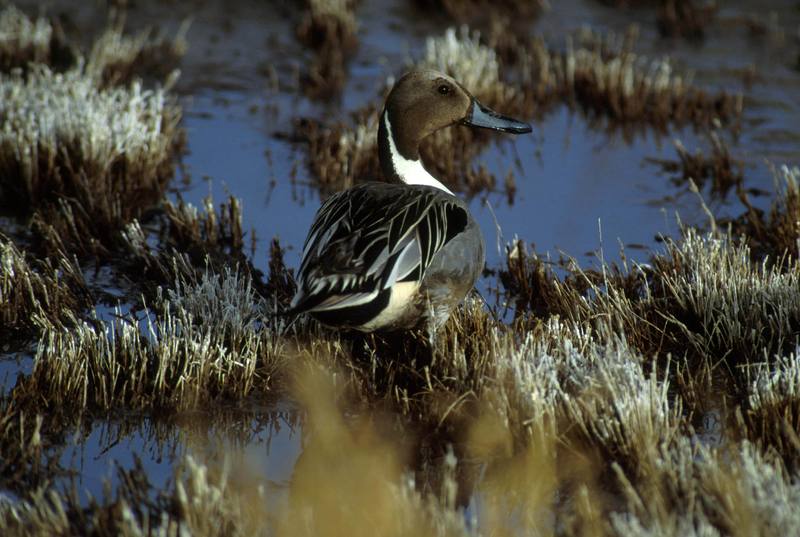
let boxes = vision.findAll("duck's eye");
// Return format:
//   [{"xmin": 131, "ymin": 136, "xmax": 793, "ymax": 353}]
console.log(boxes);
[{"xmin": 437, "ymin": 84, "xmax": 451, "ymax": 95}]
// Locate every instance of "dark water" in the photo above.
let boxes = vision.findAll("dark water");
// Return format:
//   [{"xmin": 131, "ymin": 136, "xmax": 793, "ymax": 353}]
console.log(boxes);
[{"xmin": 5, "ymin": 0, "xmax": 800, "ymax": 506}]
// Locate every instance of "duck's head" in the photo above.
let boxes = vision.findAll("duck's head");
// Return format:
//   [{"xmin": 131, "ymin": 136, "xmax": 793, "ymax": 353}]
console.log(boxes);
[{"xmin": 379, "ymin": 69, "xmax": 531, "ymax": 189}]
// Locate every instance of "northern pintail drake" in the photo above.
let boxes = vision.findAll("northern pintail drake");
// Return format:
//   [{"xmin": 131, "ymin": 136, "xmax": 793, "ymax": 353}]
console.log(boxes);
[{"xmin": 289, "ymin": 69, "xmax": 531, "ymax": 332}]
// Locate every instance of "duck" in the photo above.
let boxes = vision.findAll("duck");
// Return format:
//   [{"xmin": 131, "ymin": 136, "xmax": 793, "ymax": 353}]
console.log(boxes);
[{"xmin": 288, "ymin": 68, "xmax": 531, "ymax": 333}]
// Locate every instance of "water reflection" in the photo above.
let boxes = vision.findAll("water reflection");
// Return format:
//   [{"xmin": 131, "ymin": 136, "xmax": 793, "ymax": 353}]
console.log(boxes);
[{"xmin": 47, "ymin": 406, "xmax": 301, "ymax": 505}]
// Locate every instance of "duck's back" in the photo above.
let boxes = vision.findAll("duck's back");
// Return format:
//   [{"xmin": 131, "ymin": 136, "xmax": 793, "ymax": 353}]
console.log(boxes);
[{"xmin": 291, "ymin": 182, "xmax": 484, "ymax": 331}]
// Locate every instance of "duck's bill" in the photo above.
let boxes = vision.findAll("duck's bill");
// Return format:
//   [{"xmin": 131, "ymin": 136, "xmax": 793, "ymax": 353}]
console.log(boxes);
[{"xmin": 463, "ymin": 100, "xmax": 532, "ymax": 134}]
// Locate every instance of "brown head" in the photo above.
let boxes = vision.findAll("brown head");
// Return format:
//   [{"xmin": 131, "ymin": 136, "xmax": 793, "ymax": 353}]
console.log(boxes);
[{"xmin": 378, "ymin": 69, "xmax": 531, "ymax": 184}]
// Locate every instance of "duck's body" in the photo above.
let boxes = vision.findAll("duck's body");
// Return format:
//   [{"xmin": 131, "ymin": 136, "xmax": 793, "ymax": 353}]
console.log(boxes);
[
  {"xmin": 289, "ymin": 69, "xmax": 530, "ymax": 332},
  {"xmin": 293, "ymin": 182, "xmax": 483, "ymax": 331}
]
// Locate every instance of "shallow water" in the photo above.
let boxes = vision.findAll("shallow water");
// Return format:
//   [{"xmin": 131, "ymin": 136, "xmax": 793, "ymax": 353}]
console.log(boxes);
[{"xmin": 5, "ymin": 0, "xmax": 800, "ymax": 515}]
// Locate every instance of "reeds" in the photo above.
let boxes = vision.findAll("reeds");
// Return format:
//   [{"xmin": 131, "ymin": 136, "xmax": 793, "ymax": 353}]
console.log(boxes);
[
  {"xmin": 296, "ymin": 24, "xmax": 743, "ymax": 198},
  {"xmin": 519, "ymin": 26, "xmax": 742, "ymax": 134},
  {"xmin": 86, "ymin": 16, "xmax": 189, "ymax": 87},
  {"xmin": 296, "ymin": 0, "xmax": 358, "ymax": 98},
  {"xmin": 646, "ymin": 133, "xmax": 743, "ymax": 199},
  {"xmin": 0, "ymin": 237, "xmax": 90, "ymax": 340},
  {"xmin": 0, "ymin": 64, "xmax": 181, "ymax": 253},
  {"xmin": 14, "ymin": 264, "xmax": 283, "ymax": 412},
  {"xmin": 0, "ymin": 5, "xmax": 58, "ymax": 71},
  {"xmin": 1, "ymin": 5, "xmax": 798, "ymax": 535}
]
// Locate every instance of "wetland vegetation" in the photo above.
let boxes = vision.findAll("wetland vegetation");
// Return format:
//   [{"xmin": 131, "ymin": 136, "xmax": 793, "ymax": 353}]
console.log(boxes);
[{"xmin": 0, "ymin": 0, "xmax": 799, "ymax": 535}]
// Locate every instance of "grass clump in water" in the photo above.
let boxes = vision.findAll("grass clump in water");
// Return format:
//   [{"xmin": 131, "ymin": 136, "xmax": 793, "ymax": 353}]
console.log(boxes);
[
  {"xmin": 296, "ymin": 24, "xmax": 744, "ymax": 199},
  {"xmin": 501, "ymin": 228, "xmax": 800, "ymax": 369},
  {"xmin": 646, "ymin": 133, "xmax": 743, "ymax": 199},
  {"xmin": 296, "ymin": 0, "xmax": 358, "ymax": 98},
  {"xmin": 0, "ymin": 64, "xmax": 182, "ymax": 255},
  {"xmin": 85, "ymin": 15, "xmax": 189, "ymax": 87},
  {"xmin": 0, "ymin": 236, "xmax": 90, "ymax": 341},
  {"xmin": 519, "ymin": 26, "xmax": 742, "ymax": 135},
  {"xmin": 741, "ymin": 353, "xmax": 800, "ymax": 471},
  {"xmin": 12, "ymin": 263, "xmax": 282, "ymax": 413},
  {"xmin": 731, "ymin": 164, "xmax": 800, "ymax": 261},
  {"xmin": 0, "ymin": 5, "xmax": 70, "ymax": 72}
]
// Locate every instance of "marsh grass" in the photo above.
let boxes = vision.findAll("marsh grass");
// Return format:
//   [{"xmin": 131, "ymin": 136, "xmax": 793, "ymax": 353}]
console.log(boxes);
[
  {"xmin": 0, "ymin": 236, "xmax": 91, "ymax": 341},
  {"xmin": 86, "ymin": 15, "xmax": 188, "ymax": 88},
  {"xmin": 296, "ymin": 0, "xmax": 358, "ymax": 98},
  {"xmin": 501, "ymin": 229, "xmax": 800, "ymax": 368},
  {"xmin": 731, "ymin": 164, "xmax": 800, "ymax": 260},
  {"xmin": 0, "ymin": 64, "xmax": 182, "ymax": 255},
  {"xmin": 11, "ymin": 263, "xmax": 283, "ymax": 413},
  {"xmin": 0, "ymin": 5, "xmax": 74, "ymax": 72},
  {"xmin": 5, "ymin": 183, "xmax": 800, "ymax": 534},
  {"xmin": 5, "ymin": 360, "xmax": 800, "ymax": 537},
  {"xmin": 740, "ymin": 353, "xmax": 800, "ymax": 471},
  {"xmin": 518, "ymin": 26, "xmax": 742, "ymax": 135},
  {"xmin": 1, "ymin": 6, "xmax": 799, "ymax": 535},
  {"xmin": 646, "ymin": 133, "xmax": 743, "ymax": 199}
]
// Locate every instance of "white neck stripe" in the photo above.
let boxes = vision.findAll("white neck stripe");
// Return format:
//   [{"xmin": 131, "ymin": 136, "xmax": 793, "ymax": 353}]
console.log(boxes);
[{"xmin": 383, "ymin": 113, "xmax": 453, "ymax": 195}]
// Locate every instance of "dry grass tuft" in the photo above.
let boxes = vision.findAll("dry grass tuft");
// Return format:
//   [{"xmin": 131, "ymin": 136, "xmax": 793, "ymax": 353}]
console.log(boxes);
[
  {"xmin": 612, "ymin": 439, "xmax": 800, "ymax": 536},
  {"xmin": 741, "ymin": 353, "xmax": 800, "ymax": 470},
  {"xmin": 0, "ymin": 64, "xmax": 182, "ymax": 254},
  {"xmin": 732, "ymin": 164, "xmax": 800, "ymax": 261},
  {"xmin": 519, "ymin": 26, "xmax": 742, "ymax": 135},
  {"xmin": 502, "ymin": 229, "xmax": 800, "ymax": 368},
  {"xmin": 646, "ymin": 133, "xmax": 743, "ymax": 199},
  {"xmin": 0, "ymin": 5, "xmax": 72, "ymax": 72},
  {"xmin": 0, "ymin": 236, "xmax": 91, "ymax": 341},
  {"xmin": 13, "ymin": 263, "xmax": 282, "ymax": 412},
  {"xmin": 164, "ymin": 195, "xmax": 247, "ymax": 264},
  {"xmin": 296, "ymin": 0, "xmax": 358, "ymax": 98},
  {"xmin": 119, "ymin": 193, "xmax": 252, "ymax": 295},
  {"xmin": 657, "ymin": 0, "xmax": 717, "ymax": 40},
  {"xmin": 292, "ymin": 105, "xmax": 381, "ymax": 193},
  {"xmin": 86, "ymin": 15, "xmax": 189, "ymax": 87}
]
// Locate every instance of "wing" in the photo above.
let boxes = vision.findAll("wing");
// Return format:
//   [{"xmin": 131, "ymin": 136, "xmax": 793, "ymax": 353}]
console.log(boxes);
[{"xmin": 290, "ymin": 183, "xmax": 469, "ymax": 313}]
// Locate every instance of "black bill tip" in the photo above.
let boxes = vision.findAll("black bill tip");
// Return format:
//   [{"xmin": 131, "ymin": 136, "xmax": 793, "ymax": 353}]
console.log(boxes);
[{"xmin": 463, "ymin": 100, "xmax": 532, "ymax": 134}]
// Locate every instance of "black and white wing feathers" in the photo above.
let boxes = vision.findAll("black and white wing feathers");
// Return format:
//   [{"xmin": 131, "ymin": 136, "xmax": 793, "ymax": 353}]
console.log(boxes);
[{"xmin": 290, "ymin": 183, "xmax": 468, "ymax": 314}]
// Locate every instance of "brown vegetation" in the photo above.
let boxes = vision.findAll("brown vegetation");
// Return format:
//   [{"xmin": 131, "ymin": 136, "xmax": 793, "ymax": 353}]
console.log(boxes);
[
  {"xmin": 657, "ymin": 0, "xmax": 717, "ymax": 40},
  {"xmin": 646, "ymin": 133, "xmax": 743, "ymax": 198},
  {"xmin": 0, "ymin": 237, "xmax": 91, "ymax": 341},
  {"xmin": 86, "ymin": 16, "xmax": 189, "ymax": 87},
  {"xmin": 296, "ymin": 0, "xmax": 358, "ymax": 98},
  {"xmin": 0, "ymin": 5, "xmax": 74, "ymax": 72},
  {"xmin": 518, "ymin": 26, "xmax": 742, "ymax": 135},
  {"xmin": 295, "ymin": 25, "xmax": 743, "ymax": 197},
  {"xmin": 413, "ymin": 0, "xmax": 546, "ymax": 23},
  {"xmin": 0, "ymin": 65, "xmax": 182, "ymax": 255}
]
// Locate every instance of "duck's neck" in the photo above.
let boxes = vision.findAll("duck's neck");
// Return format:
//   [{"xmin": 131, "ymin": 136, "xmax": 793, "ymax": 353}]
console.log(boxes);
[{"xmin": 378, "ymin": 109, "xmax": 453, "ymax": 194}]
